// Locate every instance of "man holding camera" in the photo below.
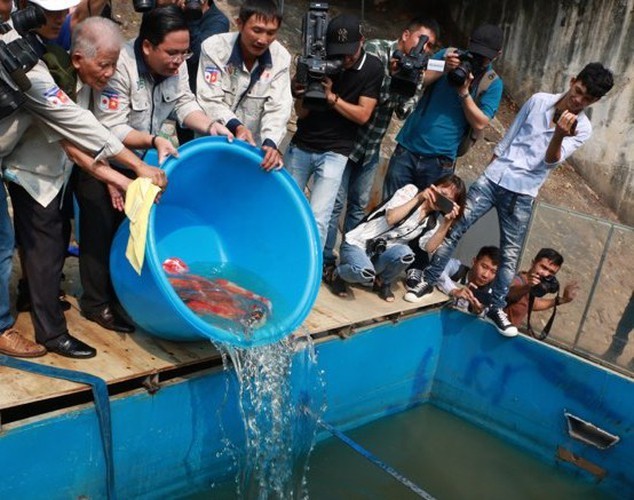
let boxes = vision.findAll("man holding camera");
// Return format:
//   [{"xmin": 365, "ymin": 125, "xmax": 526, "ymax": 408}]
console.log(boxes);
[
  {"xmin": 437, "ymin": 245, "xmax": 500, "ymax": 315},
  {"xmin": 505, "ymin": 248, "xmax": 578, "ymax": 328},
  {"xmin": 322, "ymin": 16, "xmax": 439, "ymax": 279},
  {"xmin": 286, "ymin": 13, "xmax": 383, "ymax": 249},
  {"xmin": 197, "ymin": 0, "xmax": 291, "ymax": 170},
  {"xmin": 406, "ymin": 62, "xmax": 613, "ymax": 337},
  {"xmin": 383, "ymin": 24, "xmax": 504, "ymax": 198}
]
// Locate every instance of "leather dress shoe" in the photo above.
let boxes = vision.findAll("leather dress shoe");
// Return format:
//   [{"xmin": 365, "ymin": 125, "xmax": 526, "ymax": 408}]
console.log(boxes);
[
  {"xmin": 83, "ymin": 306, "xmax": 135, "ymax": 333},
  {"xmin": 45, "ymin": 333, "xmax": 97, "ymax": 359}
]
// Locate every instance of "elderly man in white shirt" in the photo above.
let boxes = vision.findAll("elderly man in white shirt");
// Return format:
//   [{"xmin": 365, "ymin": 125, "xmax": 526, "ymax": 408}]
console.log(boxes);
[{"xmin": 406, "ymin": 62, "xmax": 614, "ymax": 337}]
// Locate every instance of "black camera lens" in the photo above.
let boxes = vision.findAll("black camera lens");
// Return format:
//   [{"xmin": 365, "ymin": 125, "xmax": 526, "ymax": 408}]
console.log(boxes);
[
  {"xmin": 447, "ymin": 62, "xmax": 472, "ymax": 87},
  {"xmin": 530, "ymin": 275, "xmax": 560, "ymax": 298},
  {"xmin": 10, "ymin": 4, "xmax": 46, "ymax": 35},
  {"xmin": 133, "ymin": 0, "xmax": 155, "ymax": 13}
]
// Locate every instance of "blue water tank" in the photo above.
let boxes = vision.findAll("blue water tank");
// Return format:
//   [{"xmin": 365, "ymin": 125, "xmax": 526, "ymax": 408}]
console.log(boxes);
[{"xmin": 110, "ymin": 137, "xmax": 321, "ymax": 348}]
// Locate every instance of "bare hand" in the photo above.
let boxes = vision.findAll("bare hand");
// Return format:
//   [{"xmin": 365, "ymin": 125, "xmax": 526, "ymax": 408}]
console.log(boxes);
[
  {"xmin": 322, "ymin": 77, "xmax": 334, "ymax": 101},
  {"xmin": 291, "ymin": 77, "xmax": 306, "ymax": 97},
  {"xmin": 562, "ymin": 281, "xmax": 580, "ymax": 303},
  {"xmin": 107, "ymin": 183, "xmax": 125, "ymax": 212},
  {"xmin": 136, "ymin": 163, "xmax": 168, "ymax": 189},
  {"xmin": 261, "ymin": 145, "xmax": 283, "ymax": 171},
  {"xmin": 235, "ymin": 124, "xmax": 256, "ymax": 146},
  {"xmin": 208, "ymin": 121, "xmax": 234, "ymax": 142},
  {"xmin": 153, "ymin": 136, "xmax": 178, "ymax": 166},
  {"xmin": 452, "ymin": 286, "xmax": 484, "ymax": 313},
  {"xmin": 444, "ymin": 49, "xmax": 461, "ymax": 71},
  {"xmin": 527, "ymin": 271, "xmax": 543, "ymax": 287},
  {"xmin": 555, "ymin": 109, "xmax": 578, "ymax": 137},
  {"xmin": 457, "ymin": 71, "xmax": 474, "ymax": 97}
]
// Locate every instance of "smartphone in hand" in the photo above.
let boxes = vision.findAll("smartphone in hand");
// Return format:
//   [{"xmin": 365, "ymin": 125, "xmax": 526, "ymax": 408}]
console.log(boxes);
[
  {"xmin": 435, "ymin": 193, "xmax": 455, "ymax": 215},
  {"xmin": 553, "ymin": 108, "xmax": 577, "ymax": 134}
]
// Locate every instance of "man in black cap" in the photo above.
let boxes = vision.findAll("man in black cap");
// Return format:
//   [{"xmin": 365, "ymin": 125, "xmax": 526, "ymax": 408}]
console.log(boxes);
[
  {"xmin": 285, "ymin": 14, "xmax": 383, "ymax": 250},
  {"xmin": 383, "ymin": 23, "xmax": 505, "ymax": 198}
]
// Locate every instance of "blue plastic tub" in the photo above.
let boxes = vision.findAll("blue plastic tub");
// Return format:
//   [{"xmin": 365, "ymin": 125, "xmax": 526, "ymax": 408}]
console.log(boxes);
[{"xmin": 110, "ymin": 137, "xmax": 322, "ymax": 347}]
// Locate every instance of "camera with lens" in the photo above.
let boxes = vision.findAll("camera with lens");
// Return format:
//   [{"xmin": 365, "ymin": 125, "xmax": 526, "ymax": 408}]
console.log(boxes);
[
  {"xmin": 133, "ymin": 0, "xmax": 202, "ymax": 21},
  {"xmin": 530, "ymin": 275, "xmax": 560, "ymax": 298},
  {"xmin": 295, "ymin": 2, "xmax": 343, "ymax": 111},
  {"xmin": 389, "ymin": 35, "xmax": 429, "ymax": 98},
  {"xmin": 446, "ymin": 49, "xmax": 487, "ymax": 88},
  {"xmin": 0, "ymin": 6, "xmax": 46, "ymax": 120},
  {"xmin": 366, "ymin": 237, "xmax": 387, "ymax": 257}
]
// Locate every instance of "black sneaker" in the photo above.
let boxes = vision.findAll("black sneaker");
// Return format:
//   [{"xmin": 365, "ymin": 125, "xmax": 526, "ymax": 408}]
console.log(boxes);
[
  {"xmin": 485, "ymin": 308, "xmax": 519, "ymax": 337},
  {"xmin": 403, "ymin": 278, "xmax": 433, "ymax": 303},
  {"xmin": 405, "ymin": 268, "xmax": 424, "ymax": 291}
]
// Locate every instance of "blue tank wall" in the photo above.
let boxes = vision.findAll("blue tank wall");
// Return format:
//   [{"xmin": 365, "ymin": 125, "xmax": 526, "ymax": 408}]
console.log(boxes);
[
  {"xmin": 0, "ymin": 310, "xmax": 631, "ymax": 498},
  {"xmin": 444, "ymin": 0, "xmax": 634, "ymax": 224}
]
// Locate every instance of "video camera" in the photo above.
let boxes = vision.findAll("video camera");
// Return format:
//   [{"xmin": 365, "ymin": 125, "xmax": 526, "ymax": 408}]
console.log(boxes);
[
  {"xmin": 389, "ymin": 35, "xmax": 429, "ymax": 98},
  {"xmin": 133, "ymin": 0, "xmax": 203, "ymax": 22},
  {"xmin": 0, "ymin": 5, "xmax": 46, "ymax": 120},
  {"xmin": 295, "ymin": 2, "xmax": 343, "ymax": 111},
  {"xmin": 446, "ymin": 49, "xmax": 487, "ymax": 88}
]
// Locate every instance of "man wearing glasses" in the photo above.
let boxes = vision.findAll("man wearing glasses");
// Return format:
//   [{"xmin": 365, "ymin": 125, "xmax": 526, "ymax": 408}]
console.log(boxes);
[
  {"xmin": 94, "ymin": 4, "xmax": 231, "ymax": 164},
  {"xmin": 197, "ymin": 0, "xmax": 291, "ymax": 171}
]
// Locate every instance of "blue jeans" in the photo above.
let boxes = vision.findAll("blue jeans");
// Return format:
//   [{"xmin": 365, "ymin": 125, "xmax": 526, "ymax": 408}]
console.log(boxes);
[
  {"xmin": 324, "ymin": 153, "xmax": 380, "ymax": 266},
  {"xmin": 0, "ymin": 184, "xmax": 14, "ymax": 332},
  {"xmin": 337, "ymin": 241, "xmax": 414, "ymax": 286},
  {"xmin": 383, "ymin": 144, "xmax": 454, "ymax": 199},
  {"xmin": 285, "ymin": 145, "xmax": 348, "ymax": 249},
  {"xmin": 424, "ymin": 175, "xmax": 534, "ymax": 309}
]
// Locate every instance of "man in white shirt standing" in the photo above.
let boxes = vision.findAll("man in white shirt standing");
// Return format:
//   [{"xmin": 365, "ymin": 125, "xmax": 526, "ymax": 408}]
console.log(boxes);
[{"xmin": 406, "ymin": 62, "xmax": 614, "ymax": 337}]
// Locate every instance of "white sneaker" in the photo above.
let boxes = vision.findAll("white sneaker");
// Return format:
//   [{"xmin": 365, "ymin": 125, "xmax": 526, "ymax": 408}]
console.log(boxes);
[
  {"xmin": 485, "ymin": 308, "xmax": 519, "ymax": 337},
  {"xmin": 405, "ymin": 268, "xmax": 424, "ymax": 291},
  {"xmin": 403, "ymin": 278, "xmax": 434, "ymax": 303}
]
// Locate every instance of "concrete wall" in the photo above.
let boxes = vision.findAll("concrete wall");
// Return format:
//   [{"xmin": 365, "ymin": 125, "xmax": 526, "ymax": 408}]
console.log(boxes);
[{"xmin": 443, "ymin": 0, "xmax": 634, "ymax": 224}]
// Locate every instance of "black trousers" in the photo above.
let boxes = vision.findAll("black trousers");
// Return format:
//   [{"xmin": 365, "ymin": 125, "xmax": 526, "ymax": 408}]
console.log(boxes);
[
  {"xmin": 8, "ymin": 182, "xmax": 69, "ymax": 344},
  {"xmin": 72, "ymin": 168, "xmax": 125, "ymax": 314}
]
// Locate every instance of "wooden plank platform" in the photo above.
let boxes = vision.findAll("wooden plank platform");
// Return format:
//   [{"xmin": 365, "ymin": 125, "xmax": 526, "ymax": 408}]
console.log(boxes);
[{"xmin": 0, "ymin": 283, "xmax": 447, "ymax": 412}]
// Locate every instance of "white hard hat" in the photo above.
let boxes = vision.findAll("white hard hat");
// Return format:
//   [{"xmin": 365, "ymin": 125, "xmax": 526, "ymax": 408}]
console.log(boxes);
[{"xmin": 28, "ymin": 0, "xmax": 81, "ymax": 11}]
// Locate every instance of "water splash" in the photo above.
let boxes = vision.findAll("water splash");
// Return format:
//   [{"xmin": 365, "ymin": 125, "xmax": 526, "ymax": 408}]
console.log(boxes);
[{"xmin": 217, "ymin": 329, "xmax": 326, "ymax": 499}]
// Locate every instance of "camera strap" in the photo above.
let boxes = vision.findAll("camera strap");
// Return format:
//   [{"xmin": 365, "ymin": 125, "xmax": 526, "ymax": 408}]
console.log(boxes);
[{"xmin": 526, "ymin": 293, "xmax": 559, "ymax": 341}]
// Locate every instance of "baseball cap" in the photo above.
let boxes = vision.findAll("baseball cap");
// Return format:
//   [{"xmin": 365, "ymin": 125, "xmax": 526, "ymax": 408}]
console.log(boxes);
[
  {"xmin": 468, "ymin": 24, "xmax": 503, "ymax": 59},
  {"xmin": 29, "ymin": 0, "xmax": 80, "ymax": 11},
  {"xmin": 326, "ymin": 14, "xmax": 362, "ymax": 57}
]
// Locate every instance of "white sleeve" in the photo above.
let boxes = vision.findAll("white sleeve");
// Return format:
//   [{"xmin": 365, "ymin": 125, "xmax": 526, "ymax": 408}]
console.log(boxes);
[{"xmin": 437, "ymin": 258, "xmax": 462, "ymax": 295}]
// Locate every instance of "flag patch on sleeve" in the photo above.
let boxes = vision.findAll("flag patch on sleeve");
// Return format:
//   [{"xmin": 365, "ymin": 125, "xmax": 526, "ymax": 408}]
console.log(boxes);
[{"xmin": 43, "ymin": 86, "xmax": 70, "ymax": 107}]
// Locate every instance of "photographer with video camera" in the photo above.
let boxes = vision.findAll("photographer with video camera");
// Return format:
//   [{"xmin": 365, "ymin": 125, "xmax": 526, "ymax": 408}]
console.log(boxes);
[
  {"xmin": 404, "ymin": 62, "xmax": 613, "ymax": 338},
  {"xmin": 286, "ymin": 12, "xmax": 383, "ymax": 249},
  {"xmin": 327, "ymin": 174, "xmax": 465, "ymax": 302},
  {"xmin": 197, "ymin": 0, "xmax": 290, "ymax": 171},
  {"xmin": 322, "ymin": 16, "xmax": 439, "ymax": 280},
  {"xmin": 505, "ymin": 248, "xmax": 579, "ymax": 338},
  {"xmin": 383, "ymin": 24, "xmax": 504, "ymax": 198}
]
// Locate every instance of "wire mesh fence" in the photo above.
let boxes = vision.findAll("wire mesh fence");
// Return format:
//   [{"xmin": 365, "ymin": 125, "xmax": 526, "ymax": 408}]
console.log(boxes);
[{"xmin": 519, "ymin": 203, "xmax": 633, "ymax": 376}]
